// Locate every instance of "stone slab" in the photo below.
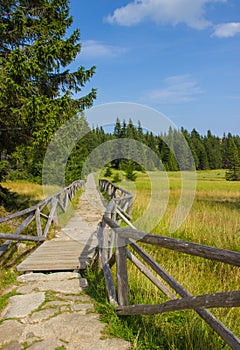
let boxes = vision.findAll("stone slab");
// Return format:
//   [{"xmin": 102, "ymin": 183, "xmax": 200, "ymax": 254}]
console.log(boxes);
[
  {"xmin": 0, "ymin": 320, "xmax": 25, "ymax": 346},
  {"xmin": 17, "ymin": 272, "xmax": 81, "ymax": 283},
  {"xmin": 28, "ymin": 308, "xmax": 59, "ymax": 323},
  {"xmin": 27, "ymin": 339, "xmax": 65, "ymax": 350},
  {"xmin": 2, "ymin": 292, "xmax": 45, "ymax": 319},
  {"xmin": 17, "ymin": 278, "xmax": 88, "ymax": 294},
  {"xmin": 1, "ymin": 341, "xmax": 22, "ymax": 350}
]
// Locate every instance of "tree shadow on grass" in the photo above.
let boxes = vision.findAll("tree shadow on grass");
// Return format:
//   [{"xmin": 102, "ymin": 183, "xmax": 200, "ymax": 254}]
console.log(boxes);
[
  {"xmin": 197, "ymin": 197, "xmax": 240, "ymax": 211},
  {"xmin": 0, "ymin": 185, "xmax": 39, "ymax": 213}
]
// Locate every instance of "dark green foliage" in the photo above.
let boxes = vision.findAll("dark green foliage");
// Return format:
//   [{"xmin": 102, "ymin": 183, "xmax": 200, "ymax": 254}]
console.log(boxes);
[
  {"xmin": 225, "ymin": 135, "xmax": 240, "ymax": 181},
  {"xmin": 190, "ymin": 129, "xmax": 209, "ymax": 170},
  {"xmin": 104, "ymin": 167, "xmax": 113, "ymax": 177},
  {"xmin": 203, "ymin": 130, "xmax": 222, "ymax": 169},
  {"xmin": 123, "ymin": 160, "xmax": 137, "ymax": 181},
  {"xmin": 0, "ymin": 160, "xmax": 9, "ymax": 182},
  {"xmin": 0, "ymin": 0, "xmax": 96, "ymax": 181},
  {"xmin": 112, "ymin": 172, "xmax": 121, "ymax": 183},
  {"xmin": 0, "ymin": 0, "xmax": 239, "ymax": 184},
  {"xmin": 107, "ymin": 120, "xmax": 240, "ymax": 180}
]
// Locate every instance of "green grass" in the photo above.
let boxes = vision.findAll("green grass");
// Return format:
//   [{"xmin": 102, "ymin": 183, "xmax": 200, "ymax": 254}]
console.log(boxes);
[
  {"xmin": 89, "ymin": 169, "xmax": 240, "ymax": 350},
  {"xmin": 57, "ymin": 185, "xmax": 84, "ymax": 228},
  {"xmin": 0, "ymin": 269, "xmax": 20, "ymax": 314},
  {"xmin": 0, "ymin": 180, "xmax": 84, "ymax": 299},
  {"xmin": 1, "ymin": 172, "xmax": 239, "ymax": 349}
]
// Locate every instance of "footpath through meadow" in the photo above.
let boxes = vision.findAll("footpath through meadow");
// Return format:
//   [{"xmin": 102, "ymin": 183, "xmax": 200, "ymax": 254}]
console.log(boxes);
[{"xmin": 0, "ymin": 174, "xmax": 130, "ymax": 350}]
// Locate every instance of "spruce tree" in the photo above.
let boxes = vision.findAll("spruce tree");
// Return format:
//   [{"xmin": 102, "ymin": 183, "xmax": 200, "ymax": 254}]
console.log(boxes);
[
  {"xmin": 225, "ymin": 136, "xmax": 240, "ymax": 181},
  {"xmin": 113, "ymin": 118, "xmax": 121, "ymax": 138},
  {"xmin": 190, "ymin": 129, "xmax": 209, "ymax": 170},
  {"xmin": 0, "ymin": 0, "xmax": 96, "ymax": 159},
  {"xmin": 203, "ymin": 131, "xmax": 222, "ymax": 169}
]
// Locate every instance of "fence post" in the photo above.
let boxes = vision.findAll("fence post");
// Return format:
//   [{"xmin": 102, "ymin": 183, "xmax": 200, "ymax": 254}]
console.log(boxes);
[
  {"xmin": 97, "ymin": 220, "xmax": 118, "ymax": 306},
  {"xmin": 52, "ymin": 197, "xmax": 59, "ymax": 226},
  {"xmin": 43, "ymin": 197, "xmax": 58, "ymax": 237},
  {"xmin": 116, "ymin": 235, "xmax": 129, "ymax": 306},
  {"xmin": 35, "ymin": 208, "xmax": 42, "ymax": 237},
  {"xmin": 63, "ymin": 190, "xmax": 69, "ymax": 211}
]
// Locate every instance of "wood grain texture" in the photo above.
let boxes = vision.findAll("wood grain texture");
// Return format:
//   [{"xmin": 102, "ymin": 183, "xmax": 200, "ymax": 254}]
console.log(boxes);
[{"xmin": 17, "ymin": 240, "xmax": 95, "ymax": 271}]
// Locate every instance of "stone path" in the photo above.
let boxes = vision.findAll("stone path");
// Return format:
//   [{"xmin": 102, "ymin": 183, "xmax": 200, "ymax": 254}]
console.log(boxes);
[
  {"xmin": 0, "ymin": 272, "xmax": 130, "ymax": 350},
  {"xmin": 0, "ymin": 174, "xmax": 131, "ymax": 350}
]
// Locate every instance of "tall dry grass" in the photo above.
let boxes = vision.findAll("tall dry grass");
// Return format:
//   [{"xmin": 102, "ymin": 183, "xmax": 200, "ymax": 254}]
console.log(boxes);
[
  {"xmin": 93, "ymin": 169, "xmax": 240, "ymax": 349},
  {"xmin": 124, "ymin": 169, "xmax": 240, "ymax": 349}
]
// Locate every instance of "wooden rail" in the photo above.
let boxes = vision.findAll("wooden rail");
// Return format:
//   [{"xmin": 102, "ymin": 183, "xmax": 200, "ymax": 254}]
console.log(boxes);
[
  {"xmin": 98, "ymin": 179, "xmax": 240, "ymax": 350},
  {"xmin": 0, "ymin": 180, "xmax": 84, "ymax": 256}
]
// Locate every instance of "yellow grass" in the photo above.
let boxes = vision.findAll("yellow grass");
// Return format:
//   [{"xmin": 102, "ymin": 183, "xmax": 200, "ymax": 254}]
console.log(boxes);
[{"xmin": 121, "ymin": 169, "xmax": 240, "ymax": 349}]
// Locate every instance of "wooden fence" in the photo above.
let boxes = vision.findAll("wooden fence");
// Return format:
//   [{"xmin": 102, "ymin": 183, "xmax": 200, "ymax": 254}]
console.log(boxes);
[
  {"xmin": 0, "ymin": 180, "xmax": 84, "ymax": 256},
  {"xmin": 98, "ymin": 179, "xmax": 240, "ymax": 350}
]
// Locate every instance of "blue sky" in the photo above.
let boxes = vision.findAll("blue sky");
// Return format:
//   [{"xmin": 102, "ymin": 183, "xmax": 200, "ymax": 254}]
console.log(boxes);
[{"xmin": 68, "ymin": 0, "xmax": 240, "ymax": 136}]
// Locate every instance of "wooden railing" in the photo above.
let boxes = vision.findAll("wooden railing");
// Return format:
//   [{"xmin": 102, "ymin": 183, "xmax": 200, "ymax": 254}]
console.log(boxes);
[
  {"xmin": 0, "ymin": 180, "xmax": 84, "ymax": 256},
  {"xmin": 98, "ymin": 179, "xmax": 240, "ymax": 350},
  {"xmin": 98, "ymin": 179, "xmax": 133, "ymax": 219}
]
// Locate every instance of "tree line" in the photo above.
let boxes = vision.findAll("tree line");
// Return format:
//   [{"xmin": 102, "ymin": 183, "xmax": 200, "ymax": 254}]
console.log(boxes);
[
  {"xmin": 89, "ymin": 119, "xmax": 240, "ymax": 182},
  {"xmin": 40, "ymin": 118, "xmax": 240, "ymax": 184}
]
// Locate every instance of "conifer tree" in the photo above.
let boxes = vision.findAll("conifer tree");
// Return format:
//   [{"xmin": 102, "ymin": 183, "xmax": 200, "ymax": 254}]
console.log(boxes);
[
  {"xmin": 225, "ymin": 135, "xmax": 240, "ymax": 181},
  {"xmin": 190, "ymin": 129, "xmax": 209, "ymax": 170},
  {"xmin": 203, "ymin": 131, "xmax": 222, "ymax": 169},
  {"xmin": 113, "ymin": 118, "xmax": 121, "ymax": 138},
  {"xmin": 0, "ymin": 0, "xmax": 96, "ymax": 158}
]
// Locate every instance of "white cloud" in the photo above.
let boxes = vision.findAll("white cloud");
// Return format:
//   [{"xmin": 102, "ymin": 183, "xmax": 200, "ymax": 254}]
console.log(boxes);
[
  {"xmin": 228, "ymin": 95, "xmax": 240, "ymax": 100},
  {"xmin": 212, "ymin": 22, "xmax": 240, "ymax": 38},
  {"xmin": 81, "ymin": 40, "xmax": 127, "ymax": 58},
  {"xmin": 146, "ymin": 75, "xmax": 203, "ymax": 104},
  {"xmin": 105, "ymin": 0, "xmax": 226, "ymax": 30}
]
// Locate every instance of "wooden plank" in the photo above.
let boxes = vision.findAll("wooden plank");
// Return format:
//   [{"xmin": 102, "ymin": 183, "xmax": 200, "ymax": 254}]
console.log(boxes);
[
  {"xmin": 0, "ymin": 206, "xmax": 37, "ymax": 223},
  {"xmin": 102, "ymin": 263, "xmax": 118, "ymax": 306},
  {"xmin": 117, "ymin": 228, "xmax": 240, "ymax": 267},
  {"xmin": 116, "ymin": 206, "xmax": 132, "ymax": 221},
  {"xmin": 0, "ymin": 233, "xmax": 45, "ymax": 242},
  {"xmin": 0, "ymin": 240, "xmax": 12, "ymax": 257},
  {"xmin": 104, "ymin": 212, "xmax": 240, "ymax": 271},
  {"xmin": 17, "ymin": 240, "xmax": 96, "ymax": 271},
  {"xmin": 126, "ymin": 250, "xmax": 176, "ymax": 299},
  {"xmin": 116, "ymin": 208, "xmax": 134, "ymax": 228},
  {"xmin": 43, "ymin": 198, "xmax": 58, "ymax": 238},
  {"xmin": 131, "ymin": 242, "xmax": 240, "ymax": 350},
  {"xmin": 117, "ymin": 291, "xmax": 240, "ymax": 316},
  {"xmin": 13, "ymin": 212, "xmax": 35, "ymax": 235}
]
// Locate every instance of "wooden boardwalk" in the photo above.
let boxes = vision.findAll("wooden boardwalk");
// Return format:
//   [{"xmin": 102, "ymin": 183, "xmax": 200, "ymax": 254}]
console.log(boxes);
[{"xmin": 17, "ymin": 174, "xmax": 105, "ymax": 272}]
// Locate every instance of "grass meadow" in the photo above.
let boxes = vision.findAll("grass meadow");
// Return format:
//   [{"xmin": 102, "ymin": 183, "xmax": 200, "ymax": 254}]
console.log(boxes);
[
  {"xmin": 0, "ymin": 172, "xmax": 239, "ymax": 349},
  {"xmin": 89, "ymin": 169, "xmax": 240, "ymax": 350}
]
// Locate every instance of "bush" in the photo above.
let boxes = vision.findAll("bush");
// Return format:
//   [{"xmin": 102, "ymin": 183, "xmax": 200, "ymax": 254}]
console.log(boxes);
[
  {"xmin": 104, "ymin": 167, "xmax": 112, "ymax": 177},
  {"xmin": 124, "ymin": 162, "xmax": 137, "ymax": 181},
  {"xmin": 112, "ymin": 173, "xmax": 121, "ymax": 183},
  {"xmin": 0, "ymin": 160, "xmax": 9, "ymax": 182}
]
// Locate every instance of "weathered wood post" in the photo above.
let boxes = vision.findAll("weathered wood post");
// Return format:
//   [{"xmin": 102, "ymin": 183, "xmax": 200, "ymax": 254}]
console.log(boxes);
[
  {"xmin": 35, "ymin": 208, "xmax": 42, "ymax": 237},
  {"xmin": 97, "ymin": 217, "xmax": 118, "ymax": 306},
  {"xmin": 63, "ymin": 190, "xmax": 69, "ymax": 211},
  {"xmin": 43, "ymin": 197, "xmax": 58, "ymax": 237},
  {"xmin": 116, "ymin": 233, "xmax": 129, "ymax": 306}
]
